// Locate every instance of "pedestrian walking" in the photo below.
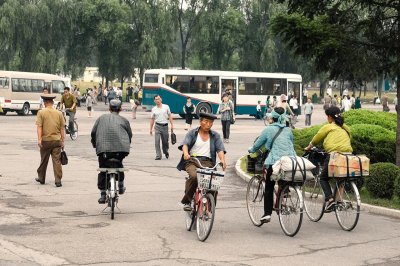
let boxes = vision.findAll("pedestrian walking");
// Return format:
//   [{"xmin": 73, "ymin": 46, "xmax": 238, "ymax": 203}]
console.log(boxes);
[
  {"xmin": 150, "ymin": 95, "xmax": 174, "ymax": 160},
  {"xmin": 331, "ymin": 94, "xmax": 338, "ymax": 107},
  {"xmin": 35, "ymin": 94, "xmax": 65, "ymax": 187},
  {"xmin": 130, "ymin": 98, "xmax": 139, "ymax": 119},
  {"xmin": 183, "ymin": 97, "xmax": 194, "ymax": 130},
  {"xmin": 218, "ymin": 94, "xmax": 234, "ymax": 143},
  {"xmin": 103, "ymin": 87, "xmax": 108, "ymax": 105},
  {"xmin": 138, "ymin": 88, "xmax": 143, "ymax": 104},
  {"xmin": 355, "ymin": 96, "xmax": 362, "ymax": 109},
  {"xmin": 255, "ymin": 100, "xmax": 262, "ymax": 120},
  {"xmin": 303, "ymin": 98, "xmax": 313, "ymax": 126},
  {"xmin": 382, "ymin": 93, "xmax": 390, "ymax": 112},
  {"xmin": 323, "ymin": 93, "xmax": 332, "ymax": 110},
  {"xmin": 126, "ymin": 85, "xmax": 133, "ymax": 102},
  {"xmin": 86, "ymin": 92, "xmax": 93, "ymax": 117},
  {"xmin": 342, "ymin": 95, "xmax": 352, "ymax": 112}
]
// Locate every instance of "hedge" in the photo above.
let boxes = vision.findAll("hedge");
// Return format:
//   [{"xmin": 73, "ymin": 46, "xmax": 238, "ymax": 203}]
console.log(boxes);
[
  {"xmin": 395, "ymin": 175, "xmax": 400, "ymax": 198},
  {"xmin": 343, "ymin": 109, "xmax": 397, "ymax": 132},
  {"xmin": 366, "ymin": 163, "xmax": 400, "ymax": 199}
]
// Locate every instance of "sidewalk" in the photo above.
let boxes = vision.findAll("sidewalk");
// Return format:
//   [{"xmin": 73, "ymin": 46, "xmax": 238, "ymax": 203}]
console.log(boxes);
[{"xmin": 234, "ymin": 156, "xmax": 400, "ymax": 219}]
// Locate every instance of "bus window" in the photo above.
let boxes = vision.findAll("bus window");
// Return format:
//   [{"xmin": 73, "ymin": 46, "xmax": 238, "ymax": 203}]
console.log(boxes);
[
  {"xmin": 238, "ymin": 77, "xmax": 287, "ymax": 95},
  {"xmin": 52, "ymin": 80, "xmax": 65, "ymax": 94},
  {"xmin": 144, "ymin": 74, "xmax": 159, "ymax": 83},
  {"xmin": 32, "ymin": 79, "xmax": 45, "ymax": 93},
  {"xmin": 0, "ymin": 77, "xmax": 9, "ymax": 90},
  {"xmin": 25, "ymin": 79, "xmax": 32, "ymax": 92}
]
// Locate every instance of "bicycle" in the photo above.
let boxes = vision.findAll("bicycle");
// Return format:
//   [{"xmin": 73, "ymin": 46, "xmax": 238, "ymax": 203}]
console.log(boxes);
[
  {"xmin": 184, "ymin": 157, "xmax": 225, "ymax": 242},
  {"xmin": 97, "ymin": 158, "xmax": 127, "ymax": 220},
  {"xmin": 60, "ymin": 109, "xmax": 78, "ymax": 140},
  {"xmin": 246, "ymin": 168, "xmax": 304, "ymax": 237},
  {"xmin": 302, "ymin": 147, "xmax": 361, "ymax": 231}
]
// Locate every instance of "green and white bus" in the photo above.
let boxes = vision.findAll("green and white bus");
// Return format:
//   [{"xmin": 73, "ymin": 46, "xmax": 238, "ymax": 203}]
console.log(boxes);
[
  {"xmin": 142, "ymin": 69, "xmax": 302, "ymax": 117},
  {"xmin": 0, "ymin": 71, "xmax": 70, "ymax": 115}
]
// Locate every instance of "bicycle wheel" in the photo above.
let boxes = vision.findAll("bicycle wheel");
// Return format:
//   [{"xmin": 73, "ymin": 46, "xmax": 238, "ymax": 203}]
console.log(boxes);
[
  {"xmin": 303, "ymin": 174, "xmax": 325, "ymax": 222},
  {"xmin": 334, "ymin": 180, "xmax": 360, "ymax": 231},
  {"xmin": 278, "ymin": 184, "xmax": 303, "ymax": 237},
  {"xmin": 184, "ymin": 198, "xmax": 195, "ymax": 231},
  {"xmin": 70, "ymin": 121, "xmax": 78, "ymax": 140},
  {"xmin": 196, "ymin": 193, "xmax": 215, "ymax": 242},
  {"xmin": 246, "ymin": 175, "xmax": 265, "ymax": 227}
]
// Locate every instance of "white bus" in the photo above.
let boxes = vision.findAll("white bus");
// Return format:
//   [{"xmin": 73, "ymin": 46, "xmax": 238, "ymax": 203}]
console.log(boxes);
[
  {"xmin": 142, "ymin": 69, "xmax": 302, "ymax": 117},
  {"xmin": 0, "ymin": 71, "xmax": 71, "ymax": 115}
]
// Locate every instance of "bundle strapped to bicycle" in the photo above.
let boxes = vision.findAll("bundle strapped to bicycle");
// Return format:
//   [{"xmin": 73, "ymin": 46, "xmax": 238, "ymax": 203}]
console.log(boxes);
[
  {"xmin": 271, "ymin": 156, "xmax": 316, "ymax": 183},
  {"xmin": 328, "ymin": 152, "xmax": 369, "ymax": 179}
]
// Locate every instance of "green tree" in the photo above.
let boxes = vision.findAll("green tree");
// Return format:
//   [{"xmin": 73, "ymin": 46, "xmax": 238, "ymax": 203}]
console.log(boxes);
[{"xmin": 271, "ymin": 0, "xmax": 400, "ymax": 165}]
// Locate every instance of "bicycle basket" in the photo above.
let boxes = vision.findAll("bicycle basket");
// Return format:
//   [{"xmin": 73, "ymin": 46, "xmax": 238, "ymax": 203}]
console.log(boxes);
[{"xmin": 196, "ymin": 169, "xmax": 225, "ymax": 191}]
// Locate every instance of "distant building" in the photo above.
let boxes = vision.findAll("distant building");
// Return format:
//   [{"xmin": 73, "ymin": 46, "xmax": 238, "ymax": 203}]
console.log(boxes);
[{"xmin": 81, "ymin": 67, "xmax": 140, "ymax": 85}]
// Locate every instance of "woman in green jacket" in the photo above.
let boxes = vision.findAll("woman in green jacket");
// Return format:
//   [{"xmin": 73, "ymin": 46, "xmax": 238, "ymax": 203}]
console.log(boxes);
[{"xmin": 304, "ymin": 106, "xmax": 353, "ymax": 212}]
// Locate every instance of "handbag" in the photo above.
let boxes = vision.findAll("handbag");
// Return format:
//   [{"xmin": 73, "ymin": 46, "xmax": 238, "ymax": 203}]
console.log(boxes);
[
  {"xmin": 230, "ymin": 111, "xmax": 235, "ymax": 124},
  {"xmin": 171, "ymin": 130, "xmax": 177, "ymax": 145},
  {"xmin": 60, "ymin": 148, "xmax": 68, "ymax": 165}
]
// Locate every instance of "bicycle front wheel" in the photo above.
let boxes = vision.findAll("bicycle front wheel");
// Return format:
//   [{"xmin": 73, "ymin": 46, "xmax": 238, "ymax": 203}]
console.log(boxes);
[
  {"xmin": 278, "ymin": 184, "xmax": 303, "ymax": 237},
  {"xmin": 185, "ymin": 198, "xmax": 195, "ymax": 231},
  {"xmin": 196, "ymin": 193, "xmax": 215, "ymax": 242},
  {"xmin": 334, "ymin": 180, "xmax": 361, "ymax": 231},
  {"xmin": 246, "ymin": 175, "xmax": 265, "ymax": 227},
  {"xmin": 303, "ymin": 176, "xmax": 325, "ymax": 222},
  {"xmin": 70, "ymin": 121, "xmax": 78, "ymax": 140}
]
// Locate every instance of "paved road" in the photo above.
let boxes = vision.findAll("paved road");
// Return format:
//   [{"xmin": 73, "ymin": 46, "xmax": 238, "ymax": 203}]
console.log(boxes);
[{"xmin": 0, "ymin": 104, "xmax": 399, "ymax": 265}]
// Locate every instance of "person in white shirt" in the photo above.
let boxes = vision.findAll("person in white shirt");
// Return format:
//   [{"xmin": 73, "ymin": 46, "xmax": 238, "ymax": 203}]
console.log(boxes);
[
  {"xmin": 350, "ymin": 94, "xmax": 355, "ymax": 109},
  {"xmin": 256, "ymin": 100, "xmax": 262, "ymax": 120},
  {"xmin": 289, "ymin": 96, "xmax": 299, "ymax": 119},
  {"xmin": 150, "ymin": 95, "xmax": 174, "ymax": 160},
  {"xmin": 342, "ymin": 95, "xmax": 352, "ymax": 112},
  {"xmin": 303, "ymin": 98, "xmax": 313, "ymax": 126}
]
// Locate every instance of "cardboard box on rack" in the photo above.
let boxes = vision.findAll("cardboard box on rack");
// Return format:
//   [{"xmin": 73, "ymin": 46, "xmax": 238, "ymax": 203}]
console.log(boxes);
[{"xmin": 328, "ymin": 152, "xmax": 370, "ymax": 178}]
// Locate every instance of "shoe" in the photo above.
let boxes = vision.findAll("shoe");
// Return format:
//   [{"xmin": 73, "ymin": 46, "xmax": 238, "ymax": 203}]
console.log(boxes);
[
  {"xmin": 226, "ymin": 139, "xmax": 229, "ymax": 143},
  {"xmin": 55, "ymin": 182, "xmax": 62, "ymax": 187},
  {"xmin": 184, "ymin": 128, "xmax": 188, "ymax": 131},
  {"xmin": 155, "ymin": 157, "xmax": 161, "ymax": 160},
  {"xmin": 324, "ymin": 199, "xmax": 335, "ymax": 213},
  {"xmin": 260, "ymin": 214, "xmax": 271, "ymax": 223},
  {"xmin": 119, "ymin": 187, "xmax": 126, "ymax": 195},
  {"xmin": 35, "ymin": 178, "xmax": 45, "ymax": 185},
  {"xmin": 98, "ymin": 194, "xmax": 106, "ymax": 204},
  {"xmin": 183, "ymin": 203, "xmax": 192, "ymax": 212},
  {"xmin": 165, "ymin": 152, "xmax": 169, "ymax": 159}
]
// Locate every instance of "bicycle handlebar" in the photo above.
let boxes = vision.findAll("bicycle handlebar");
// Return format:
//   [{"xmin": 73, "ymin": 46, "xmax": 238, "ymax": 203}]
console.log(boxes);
[{"xmin": 190, "ymin": 157, "xmax": 222, "ymax": 171}]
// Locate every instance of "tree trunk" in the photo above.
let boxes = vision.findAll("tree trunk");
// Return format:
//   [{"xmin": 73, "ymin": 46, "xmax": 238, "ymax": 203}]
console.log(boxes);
[
  {"xmin": 181, "ymin": 44, "xmax": 186, "ymax": 69},
  {"xmin": 120, "ymin": 76, "xmax": 124, "ymax": 100},
  {"xmin": 396, "ymin": 76, "xmax": 400, "ymax": 166}
]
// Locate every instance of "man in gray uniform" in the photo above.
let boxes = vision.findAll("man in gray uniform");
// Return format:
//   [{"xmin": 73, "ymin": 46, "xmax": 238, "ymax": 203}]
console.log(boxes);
[
  {"xmin": 91, "ymin": 99, "xmax": 132, "ymax": 203},
  {"xmin": 150, "ymin": 95, "xmax": 174, "ymax": 160}
]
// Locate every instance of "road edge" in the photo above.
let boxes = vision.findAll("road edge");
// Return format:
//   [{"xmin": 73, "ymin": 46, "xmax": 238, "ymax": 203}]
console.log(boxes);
[{"xmin": 235, "ymin": 156, "xmax": 400, "ymax": 219}]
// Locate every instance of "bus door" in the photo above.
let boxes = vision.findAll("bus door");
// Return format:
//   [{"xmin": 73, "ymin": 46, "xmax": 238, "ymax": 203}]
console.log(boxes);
[{"xmin": 220, "ymin": 77, "xmax": 237, "ymax": 112}]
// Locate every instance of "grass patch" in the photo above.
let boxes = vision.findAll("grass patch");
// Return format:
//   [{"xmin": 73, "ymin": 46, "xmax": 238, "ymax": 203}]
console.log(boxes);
[{"xmin": 360, "ymin": 188, "xmax": 400, "ymax": 210}]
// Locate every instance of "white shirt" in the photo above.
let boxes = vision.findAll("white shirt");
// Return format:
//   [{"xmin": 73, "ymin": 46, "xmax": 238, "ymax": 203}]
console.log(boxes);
[
  {"xmin": 289, "ymin": 98, "xmax": 298, "ymax": 109},
  {"xmin": 151, "ymin": 104, "xmax": 171, "ymax": 124},
  {"xmin": 190, "ymin": 134, "xmax": 211, "ymax": 158},
  {"xmin": 342, "ymin": 98, "xmax": 352, "ymax": 111},
  {"xmin": 256, "ymin": 104, "xmax": 261, "ymax": 111}
]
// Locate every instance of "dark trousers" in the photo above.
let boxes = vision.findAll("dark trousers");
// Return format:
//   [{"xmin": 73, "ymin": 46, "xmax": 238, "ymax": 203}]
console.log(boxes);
[
  {"xmin": 37, "ymin": 140, "xmax": 63, "ymax": 183},
  {"xmin": 97, "ymin": 152, "xmax": 128, "ymax": 191},
  {"xmin": 181, "ymin": 158, "xmax": 216, "ymax": 204},
  {"xmin": 320, "ymin": 155, "xmax": 333, "ymax": 201},
  {"xmin": 154, "ymin": 123, "xmax": 169, "ymax": 158},
  {"xmin": 126, "ymin": 95, "xmax": 131, "ymax": 102},
  {"xmin": 66, "ymin": 110, "xmax": 75, "ymax": 132},
  {"xmin": 305, "ymin": 114, "xmax": 312, "ymax": 126},
  {"xmin": 221, "ymin": 120, "xmax": 231, "ymax": 139},
  {"xmin": 264, "ymin": 166, "xmax": 274, "ymax": 215},
  {"xmin": 256, "ymin": 111, "xmax": 262, "ymax": 120}
]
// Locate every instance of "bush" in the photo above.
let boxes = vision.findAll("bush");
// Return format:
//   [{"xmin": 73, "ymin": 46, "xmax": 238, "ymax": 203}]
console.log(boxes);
[
  {"xmin": 394, "ymin": 175, "xmax": 400, "ymax": 198},
  {"xmin": 366, "ymin": 163, "xmax": 400, "ymax": 199},
  {"xmin": 350, "ymin": 124, "xmax": 396, "ymax": 164},
  {"xmin": 343, "ymin": 109, "xmax": 397, "ymax": 132},
  {"xmin": 293, "ymin": 125, "xmax": 323, "ymax": 155}
]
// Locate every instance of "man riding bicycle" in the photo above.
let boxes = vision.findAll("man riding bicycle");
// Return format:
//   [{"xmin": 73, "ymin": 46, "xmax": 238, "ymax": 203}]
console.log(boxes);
[
  {"xmin": 177, "ymin": 112, "xmax": 227, "ymax": 211},
  {"xmin": 61, "ymin": 87, "xmax": 78, "ymax": 133},
  {"xmin": 91, "ymin": 99, "xmax": 132, "ymax": 204}
]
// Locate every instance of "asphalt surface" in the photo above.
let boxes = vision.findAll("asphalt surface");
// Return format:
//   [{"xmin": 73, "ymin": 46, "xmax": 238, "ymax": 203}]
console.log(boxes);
[{"xmin": 0, "ymin": 103, "xmax": 399, "ymax": 265}]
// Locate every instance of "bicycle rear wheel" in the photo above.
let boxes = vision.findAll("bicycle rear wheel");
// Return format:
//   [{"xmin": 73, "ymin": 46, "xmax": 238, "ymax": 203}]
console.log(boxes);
[
  {"xmin": 278, "ymin": 184, "xmax": 303, "ymax": 237},
  {"xmin": 184, "ymin": 198, "xmax": 195, "ymax": 231},
  {"xmin": 196, "ymin": 193, "xmax": 215, "ymax": 242},
  {"xmin": 303, "ymin": 175, "xmax": 325, "ymax": 222},
  {"xmin": 110, "ymin": 196, "xmax": 115, "ymax": 220},
  {"xmin": 70, "ymin": 121, "xmax": 78, "ymax": 140},
  {"xmin": 334, "ymin": 180, "xmax": 360, "ymax": 231},
  {"xmin": 246, "ymin": 175, "xmax": 265, "ymax": 227}
]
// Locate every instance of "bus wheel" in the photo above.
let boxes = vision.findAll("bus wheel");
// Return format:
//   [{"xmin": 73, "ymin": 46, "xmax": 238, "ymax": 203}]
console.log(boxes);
[
  {"xmin": 196, "ymin": 102, "xmax": 211, "ymax": 116},
  {"xmin": 0, "ymin": 111, "xmax": 7, "ymax": 115},
  {"xmin": 18, "ymin": 103, "xmax": 30, "ymax": 116}
]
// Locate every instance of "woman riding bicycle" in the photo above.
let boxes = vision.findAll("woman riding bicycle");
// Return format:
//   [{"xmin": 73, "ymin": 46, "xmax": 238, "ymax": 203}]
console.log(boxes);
[
  {"xmin": 248, "ymin": 107, "xmax": 296, "ymax": 223},
  {"xmin": 304, "ymin": 106, "xmax": 352, "ymax": 212}
]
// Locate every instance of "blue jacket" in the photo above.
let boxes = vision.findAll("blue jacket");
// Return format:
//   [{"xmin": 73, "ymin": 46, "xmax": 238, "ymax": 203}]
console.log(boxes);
[{"xmin": 248, "ymin": 123, "xmax": 296, "ymax": 166}]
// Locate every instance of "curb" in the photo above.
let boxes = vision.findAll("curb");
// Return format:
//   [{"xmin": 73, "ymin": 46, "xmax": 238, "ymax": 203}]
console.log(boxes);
[{"xmin": 234, "ymin": 156, "xmax": 400, "ymax": 220}]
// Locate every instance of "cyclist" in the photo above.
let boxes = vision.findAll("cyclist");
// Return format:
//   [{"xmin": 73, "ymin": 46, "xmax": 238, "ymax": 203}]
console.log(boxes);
[
  {"xmin": 91, "ymin": 99, "xmax": 132, "ymax": 204},
  {"xmin": 248, "ymin": 107, "xmax": 296, "ymax": 223},
  {"xmin": 177, "ymin": 112, "xmax": 227, "ymax": 211},
  {"xmin": 60, "ymin": 87, "xmax": 77, "ymax": 133},
  {"xmin": 304, "ymin": 106, "xmax": 352, "ymax": 212}
]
